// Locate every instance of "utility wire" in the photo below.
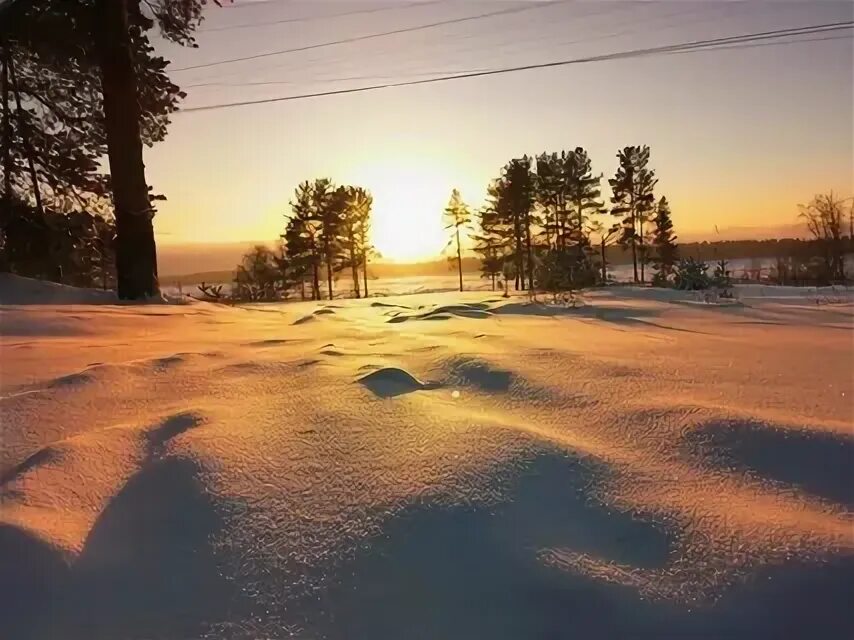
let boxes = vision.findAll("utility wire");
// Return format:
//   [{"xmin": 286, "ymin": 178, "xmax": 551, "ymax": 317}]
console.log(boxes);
[
  {"xmin": 172, "ymin": 1, "xmax": 570, "ymax": 72},
  {"xmin": 200, "ymin": 0, "xmax": 448, "ymax": 33},
  {"xmin": 179, "ymin": 22, "xmax": 853, "ymax": 113}
]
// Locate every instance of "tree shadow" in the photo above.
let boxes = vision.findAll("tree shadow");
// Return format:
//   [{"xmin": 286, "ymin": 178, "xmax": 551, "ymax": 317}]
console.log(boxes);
[
  {"xmin": 291, "ymin": 450, "xmax": 853, "ymax": 640},
  {"xmin": 295, "ymin": 451, "xmax": 675, "ymax": 639},
  {"xmin": 1, "ymin": 457, "xmax": 240, "ymax": 640},
  {"xmin": 687, "ymin": 420, "xmax": 854, "ymax": 507}
]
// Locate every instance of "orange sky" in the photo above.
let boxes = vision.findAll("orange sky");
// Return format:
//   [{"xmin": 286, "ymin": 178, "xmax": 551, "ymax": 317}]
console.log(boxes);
[{"xmin": 147, "ymin": 1, "xmax": 853, "ymax": 261}]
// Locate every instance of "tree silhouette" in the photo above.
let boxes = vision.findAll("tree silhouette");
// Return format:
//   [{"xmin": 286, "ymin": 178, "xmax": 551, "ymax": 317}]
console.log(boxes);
[
  {"xmin": 2, "ymin": 0, "xmax": 225, "ymax": 298},
  {"xmin": 443, "ymin": 188, "xmax": 471, "ymax": 292},
  {"xmin": 344, "ymin": 186, "xmax": 373, "ymax": 298},
  {"xmin": 609, "ymin": 145, "xmax": 657, "ymax": 283},
  {"xmin": 564, "ymin": 147, "xmax": 603, "ymax": 246},
  {"xmin": 587, "ymin": 218, "xmax": 620, "ymax": 284},
  {"xmin": 505, "ymin": 157, "xmax": 536, "ymax": 290},
  {"xmin": 651, "ymin": 196, "xmax": 678, "ymax": 285},
  {"xmin": 287, "ymin": 181, "xmax": 322, "ymax": 300},
  {"xmin": 798, "ymin": 191, "xmax": 849, "ymax": 281},
  {"xmin": 534, "ymin": 152, "xmax": 564, "ymax": 251}
]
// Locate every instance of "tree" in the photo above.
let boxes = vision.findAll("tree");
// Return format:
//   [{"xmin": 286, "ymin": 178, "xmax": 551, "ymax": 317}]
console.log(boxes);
[
  {"xmin": 587, "ymin": 218, "xmax": 620, "ymax": 284},
  {"xmin": 651, "ymin": 196, "xmax": 678, "ymax": 285},
  {"xmin": 534, "ymin": 152, "xmax": 563, "ymax": 250},
  {"xmin": 473, "ymin": 203, "xmax": 505, "ymax": 291},
  {"xmin": 505, "ymin": 157, "xmax": 536, "ymax": 290},
  {"xmin": 564, "ymin": 147, "xmax": 603, "ymax": 247},
  {"xmin": 233, "ymin": 244, "xmax": 287, "ymax": 301},
  {"xmin": 798, "ymin": 191, "xmax": 849, "ymax": 282},
  {"xmin": 343, "ymin": 186, "xmax": 372, "ymax": 298},
  {"xmin": 609, "ymin": 145, "xmax": 657, "ymax": 283},
  {"xmin": 443, "ymin": 188, "xmax": 471, "ymax": 292},
  {"xmin": 317, "ymin": 183, "xmax": 346, "ymax": 299},
  {"xmin": 3, "ymin": 0, "xmax": 217, "ymax": 298},
  {"xmin": 286, "ymin": 181, "xmax": 321, "ymax": 300}
]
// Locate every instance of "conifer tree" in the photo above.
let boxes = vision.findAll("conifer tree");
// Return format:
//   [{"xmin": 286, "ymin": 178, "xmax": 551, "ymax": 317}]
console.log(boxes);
[
  {"xmin": 651, "ymin": 196, "xmax": 678, "ymax": 285},
  {"xmin": 443, "ymin": 188, "xmax": 471, "ymax": 292},
  {"xmin": 609, "ymin": 145, "xmax": 657, "ymax": 283}
]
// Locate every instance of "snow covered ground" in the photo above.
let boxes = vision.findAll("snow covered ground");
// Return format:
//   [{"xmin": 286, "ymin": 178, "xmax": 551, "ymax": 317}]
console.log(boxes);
[{"xmin": 1, "ymin": 275, "xmax": 852, "ymax": 639}]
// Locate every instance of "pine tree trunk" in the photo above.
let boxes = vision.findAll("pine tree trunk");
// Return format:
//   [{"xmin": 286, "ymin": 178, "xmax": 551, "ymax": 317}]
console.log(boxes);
[
  {"xmin": 94, "ymin": 0, "xmax": 158, "ymax": 299},
  {"xmin": 350, "ymin": 244, "xmax": 360, "ymax": 298},
  {"xmin": 312, "ymin": 262, "xmax": 319, "ymax": 299},
  {"xmin": 515, "ymin": 217, "xmax": 524, "ymax": 290},
  {"xmin": 362, "ymin": 255, "xmax": 369, "ymax": 297},
  {"xmin": 601, "ymin": 240, "xmax": 607, "ymax": 283},
  {"xmin": 525, "ymin": 211, "xmax": 534, "ymax": 291},
  {"xmin": 455, "ymin": 226, "xmax": 462, "ymax": 292},
  {"xmin": 639, "ymin": 218, "xmax": 645, "ymax": 283},
  {"xmin": 2, "ymin": 52, "xmax": 11, "ymax": 205},
  {"xmin": 8, "ymin": 55, "xmax": 43, "ymax": 216},
  {"xmin": 326, "ymin": 261, "xmax": 333, "ymax": 300}
]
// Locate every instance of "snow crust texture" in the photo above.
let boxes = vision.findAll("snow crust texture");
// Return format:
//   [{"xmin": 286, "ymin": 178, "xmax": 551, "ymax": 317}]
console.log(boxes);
[{"xmin": 1, "ymin": 282, "xmax": 852, "ymax": 639}]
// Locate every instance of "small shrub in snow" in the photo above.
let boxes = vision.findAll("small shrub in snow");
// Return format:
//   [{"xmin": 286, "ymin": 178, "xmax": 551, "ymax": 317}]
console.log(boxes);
[{"xmin": 674, "ymin": 258, "xmax": 712, "ymax": 291}]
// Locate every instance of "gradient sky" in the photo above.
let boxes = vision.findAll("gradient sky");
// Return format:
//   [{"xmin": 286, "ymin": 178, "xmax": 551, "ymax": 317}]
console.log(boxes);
[{"xmin": 148, "ymin": 0, "xmax": 854, "ymax": 259}]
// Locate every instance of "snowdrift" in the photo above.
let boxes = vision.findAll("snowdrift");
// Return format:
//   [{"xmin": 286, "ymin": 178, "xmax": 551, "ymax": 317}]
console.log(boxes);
[{"xmin": 1, "ymin": 286, "xmax": 852, "ymax": 639}]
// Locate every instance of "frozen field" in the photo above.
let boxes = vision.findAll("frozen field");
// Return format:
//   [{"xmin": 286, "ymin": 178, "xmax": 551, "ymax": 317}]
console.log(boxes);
[{"xmin": 1, "ymin": 275, "xmax": 852, "ymax": 639}]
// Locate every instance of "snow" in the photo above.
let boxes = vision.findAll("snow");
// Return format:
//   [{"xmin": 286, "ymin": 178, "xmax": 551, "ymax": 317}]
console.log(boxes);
[{"xmin": 1, "ymin": 278, "xmax": 852, "ymax": 639}]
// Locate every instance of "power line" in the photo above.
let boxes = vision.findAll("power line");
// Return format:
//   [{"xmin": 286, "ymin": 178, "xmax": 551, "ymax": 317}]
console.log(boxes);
[
  {"xmin": 186, "ymin": 67, "xmax": 493, "ymax": 88},
  {"xmin": 200, "ymin": 0, "xmax": 448, "ymax": 33},
  {"xmin": 179, "ymin": 1, "xmax": 626, "ymax": 86},
  {"xmin": 171, "ymin": 1, "xmax": 570, "ymax": 72},
  {"xmin": 179, "ymin": 22, "xmax": 853, "ymax": 113}
]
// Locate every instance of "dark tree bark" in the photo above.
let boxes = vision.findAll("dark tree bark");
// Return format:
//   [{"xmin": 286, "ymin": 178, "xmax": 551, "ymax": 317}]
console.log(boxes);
[
  {"xmin": 94, "ymin": 0, "xmax": 159, "ymax": 299},
  {"xmin": 8, "ymin": 53, "xmax": 43, "ymax": 216},
  {"xmin": 362, "ymin": 256, "xmax": 369, "ymax": 297},
  {"xmin": 601, "ymin": 239, "xmax": 607, "ymax": 283},
  {"xmin": 525, "ymin": 211, "xmax": 534, "ymax": 291},
  {"xmin": 455, "ymin": 226, "xmax": 463, "ymax": 292},
  {"xmin": 1, "ymin": 52, "xmax": 11, "ymax": 205}
]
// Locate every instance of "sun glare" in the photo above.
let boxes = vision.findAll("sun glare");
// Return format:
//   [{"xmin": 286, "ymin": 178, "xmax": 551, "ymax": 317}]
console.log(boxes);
[{"xmin": 343, "ymin": 161, "xmax": 453, "ymax": 262}]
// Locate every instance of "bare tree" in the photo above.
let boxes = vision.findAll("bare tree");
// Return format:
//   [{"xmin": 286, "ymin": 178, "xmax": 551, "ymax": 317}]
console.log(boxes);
[{"xmin": 798, "ymin": 191, "xmax": 849, "ymax": 281}]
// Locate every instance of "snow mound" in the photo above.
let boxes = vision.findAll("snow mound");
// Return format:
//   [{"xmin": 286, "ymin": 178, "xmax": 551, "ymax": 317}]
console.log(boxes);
[
  {"xmin": 0, "ymin": 273, "xmax": 117, "ymax": 305},
  {"xmin": 357, "ymin": 367, "xmax": 440, "ymax": 397}
]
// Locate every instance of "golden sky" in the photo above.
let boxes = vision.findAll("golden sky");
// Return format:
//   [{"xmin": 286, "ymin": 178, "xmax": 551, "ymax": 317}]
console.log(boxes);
[{"xmin": 147, "ymin": 1, "xmax": 854, "ymax": 261}]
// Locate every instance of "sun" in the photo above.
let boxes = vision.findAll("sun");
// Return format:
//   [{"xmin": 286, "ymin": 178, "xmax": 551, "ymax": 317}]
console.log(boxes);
[{"xmin": 342, "ymin": 160, "xmax": 454, "ymax": 262}]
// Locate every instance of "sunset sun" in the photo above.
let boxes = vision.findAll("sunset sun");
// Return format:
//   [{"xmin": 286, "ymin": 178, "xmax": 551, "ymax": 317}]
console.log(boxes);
[{"xmin": 344, "ymin": 161, "xmax": 454, "ymax": 262}]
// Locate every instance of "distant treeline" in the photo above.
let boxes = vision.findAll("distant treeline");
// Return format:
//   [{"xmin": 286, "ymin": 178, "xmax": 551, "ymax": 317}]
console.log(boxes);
[
  {"xmin": 603, "ymin": 237, "xmax": 854, "ymax": 265},
  {"xmin": 166, "ymin": 238, "xmax": 852, "ymax": 287}
]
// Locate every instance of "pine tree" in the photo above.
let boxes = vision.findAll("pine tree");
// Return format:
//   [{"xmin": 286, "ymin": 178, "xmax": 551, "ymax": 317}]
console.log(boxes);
[
  {"xmin": 651, "ymin": 196, "xmax": 678, "ymax": 285},
  {"xmin": 350, "ymin": 188, "xmax": 375, "ymax": 297},
  {"xmin": 472, "ymin": 201, "xmax": 505, "ymax": 291},
  {"xmin": 3, "ymin": 0, "xmax": 214, "ymax": 298},
  {"xmin": 534, "ymin": 152, "xmax": 563, "ymax": 250},
  {"xmin": 286, "ymin": 181, "xmax": 321, "ymax": 300},
  {"xmin": 609, "ymin": 145, "xmax": 657, "ymax": 283},
  {"xmin": 564, "ymin": 147, "xmax": 603, "ymax": 246},
  {"xmin": 504, "ymin": 157, "xmax": 535, "ymax": 290},
  {"xmin": 443, "ymin": 188, "xmax": 471, "ymax": 292},
  {"xmin": 342, "ymin": 186, "xmax": 372, "ymax": 298}
]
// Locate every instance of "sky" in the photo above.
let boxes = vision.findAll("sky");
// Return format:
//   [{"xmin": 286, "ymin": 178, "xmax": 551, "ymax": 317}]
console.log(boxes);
[{"xmin": 148, "ymin": 0, "xmax": 854, "ymax": 261}]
